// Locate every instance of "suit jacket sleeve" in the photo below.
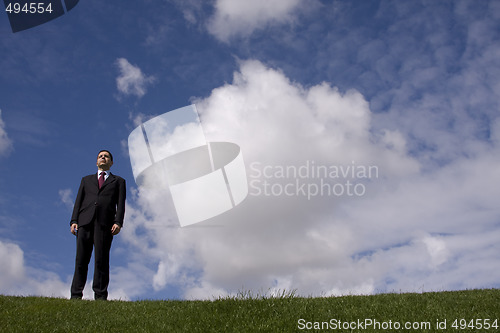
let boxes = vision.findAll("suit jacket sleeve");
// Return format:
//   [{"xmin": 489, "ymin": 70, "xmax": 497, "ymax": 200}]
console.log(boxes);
[
  {"xmin": 114, "ymin": 177, "xmax": 126, "ymax": 227},
  {"xmin": 70, "ymin": 177, "xmax": 85, "ymax": 225}
]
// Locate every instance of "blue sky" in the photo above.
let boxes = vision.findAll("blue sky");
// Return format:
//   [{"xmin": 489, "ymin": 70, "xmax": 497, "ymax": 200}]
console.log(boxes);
[{"xmin": 1, "ymin": 0, "xmax": 500, "ymax": 300}]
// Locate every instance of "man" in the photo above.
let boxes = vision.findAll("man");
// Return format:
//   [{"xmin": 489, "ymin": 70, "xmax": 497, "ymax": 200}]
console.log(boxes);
[{"xmin": 70, "ymin": 150, "xmax": 126, "ymax": 300}]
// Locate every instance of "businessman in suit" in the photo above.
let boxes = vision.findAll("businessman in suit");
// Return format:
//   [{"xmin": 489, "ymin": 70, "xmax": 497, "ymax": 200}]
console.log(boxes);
[{"xmin": 70, "ymin": 150, "xmax": 126, "ymax": 300}]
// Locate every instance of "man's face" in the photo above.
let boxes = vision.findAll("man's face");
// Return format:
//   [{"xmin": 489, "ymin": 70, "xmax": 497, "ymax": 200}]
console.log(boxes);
[{"xmin": 97, "ymin": 151, "xmax": 113, "ymax": 171}]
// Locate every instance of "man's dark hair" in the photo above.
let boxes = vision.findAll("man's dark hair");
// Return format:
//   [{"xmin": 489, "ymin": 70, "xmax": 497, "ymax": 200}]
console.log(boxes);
[{"xmin": 98, "ymin": 150, "xmax": 113, "ymax": 162}]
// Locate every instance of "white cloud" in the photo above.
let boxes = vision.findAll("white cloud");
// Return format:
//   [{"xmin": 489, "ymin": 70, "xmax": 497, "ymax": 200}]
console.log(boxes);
[
  {"xmin": 108, "ymin": 261, "xmax": 156, "ymax": 301},
  {"xmin": 0, "ymin": 241, "xmax": 25, "ymax": 289},
  {"xmin": 354, "ymin": 0, "xmax": 500, "ymax": 170},
  {"xmin": 119, "ymin": 59, "xmax": 500, "ymax": 299},
  {"xmin": 115, "ymin": 58, "xmax": 156, "ymax": 98},
  {"xmin": 0, "ymin": 240, "xmax": 67, "ymax": 298},
  {"xmin": 58, "ymin": 189, "xmax": 73, "ymax": 210},
  {"xmin": 0, "ymin": 237, "xmax": 134, "ymax": 300},
  {"xmin": 0, "ymin": 109, "xmax": 13, "ymax": 156},
  {"xmin": 492, "ymin": 118, "xmax": 500, "ymax": 145},
  {"xmin": 207, "ymin": 0, "xmax": 306, "ymax": 42},
  {"xmin": 0, "ymin": 232, "xmax": 155, "ymax": 300}
]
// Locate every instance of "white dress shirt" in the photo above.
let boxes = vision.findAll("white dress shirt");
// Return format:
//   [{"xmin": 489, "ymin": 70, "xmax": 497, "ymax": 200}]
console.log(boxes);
[{"xmin": 98, "ymin": 170, "xmax": 109, "ymax": 181}]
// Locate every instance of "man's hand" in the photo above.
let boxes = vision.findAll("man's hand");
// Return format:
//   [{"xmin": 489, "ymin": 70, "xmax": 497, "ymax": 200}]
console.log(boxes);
[
  {"xmin": 111, "ymin": 224, "xmax": 121, "ymax": 235},
  {"xmin": 71, "ymin": 223, "xmax": 78, "ymax": 236}
]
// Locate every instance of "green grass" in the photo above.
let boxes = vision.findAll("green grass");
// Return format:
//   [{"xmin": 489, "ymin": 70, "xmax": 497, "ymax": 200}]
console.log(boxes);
[{"xmin": 1, "ymin": 289, "xmax": 499, "ymax": 332}]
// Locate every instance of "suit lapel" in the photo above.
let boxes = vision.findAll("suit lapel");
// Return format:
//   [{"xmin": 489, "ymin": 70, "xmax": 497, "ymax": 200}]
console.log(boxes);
[
  {"xmin": 92, "ymin": 173, "xmax": 99, "ymax": 189},
  {"xmin": 99, "ymin": 173, "xmax": 116, "ymax": 190}
]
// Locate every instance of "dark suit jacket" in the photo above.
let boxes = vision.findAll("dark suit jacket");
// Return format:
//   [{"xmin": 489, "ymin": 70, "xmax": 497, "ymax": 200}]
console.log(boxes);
[{"xmin": 71, "ymin": 173, "xmax": 126, "ymax": 228}]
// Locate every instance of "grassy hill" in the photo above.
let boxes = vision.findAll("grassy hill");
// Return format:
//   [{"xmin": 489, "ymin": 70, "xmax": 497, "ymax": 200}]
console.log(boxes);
[{"xmin": 1, "ymin": 289, "xmax": 499, "ymax": 332}]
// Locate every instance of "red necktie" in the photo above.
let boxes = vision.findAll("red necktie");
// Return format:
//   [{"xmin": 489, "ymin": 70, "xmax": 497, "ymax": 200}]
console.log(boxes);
[{"xmin": 99, "ymin": 172, "xmax": 105, "ymax": 189}]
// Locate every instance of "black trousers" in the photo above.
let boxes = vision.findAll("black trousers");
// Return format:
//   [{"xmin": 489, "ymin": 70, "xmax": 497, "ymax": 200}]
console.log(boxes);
[{"xmin": 70, "ymin": 221, "xmax": 113, "ymax": 300}]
